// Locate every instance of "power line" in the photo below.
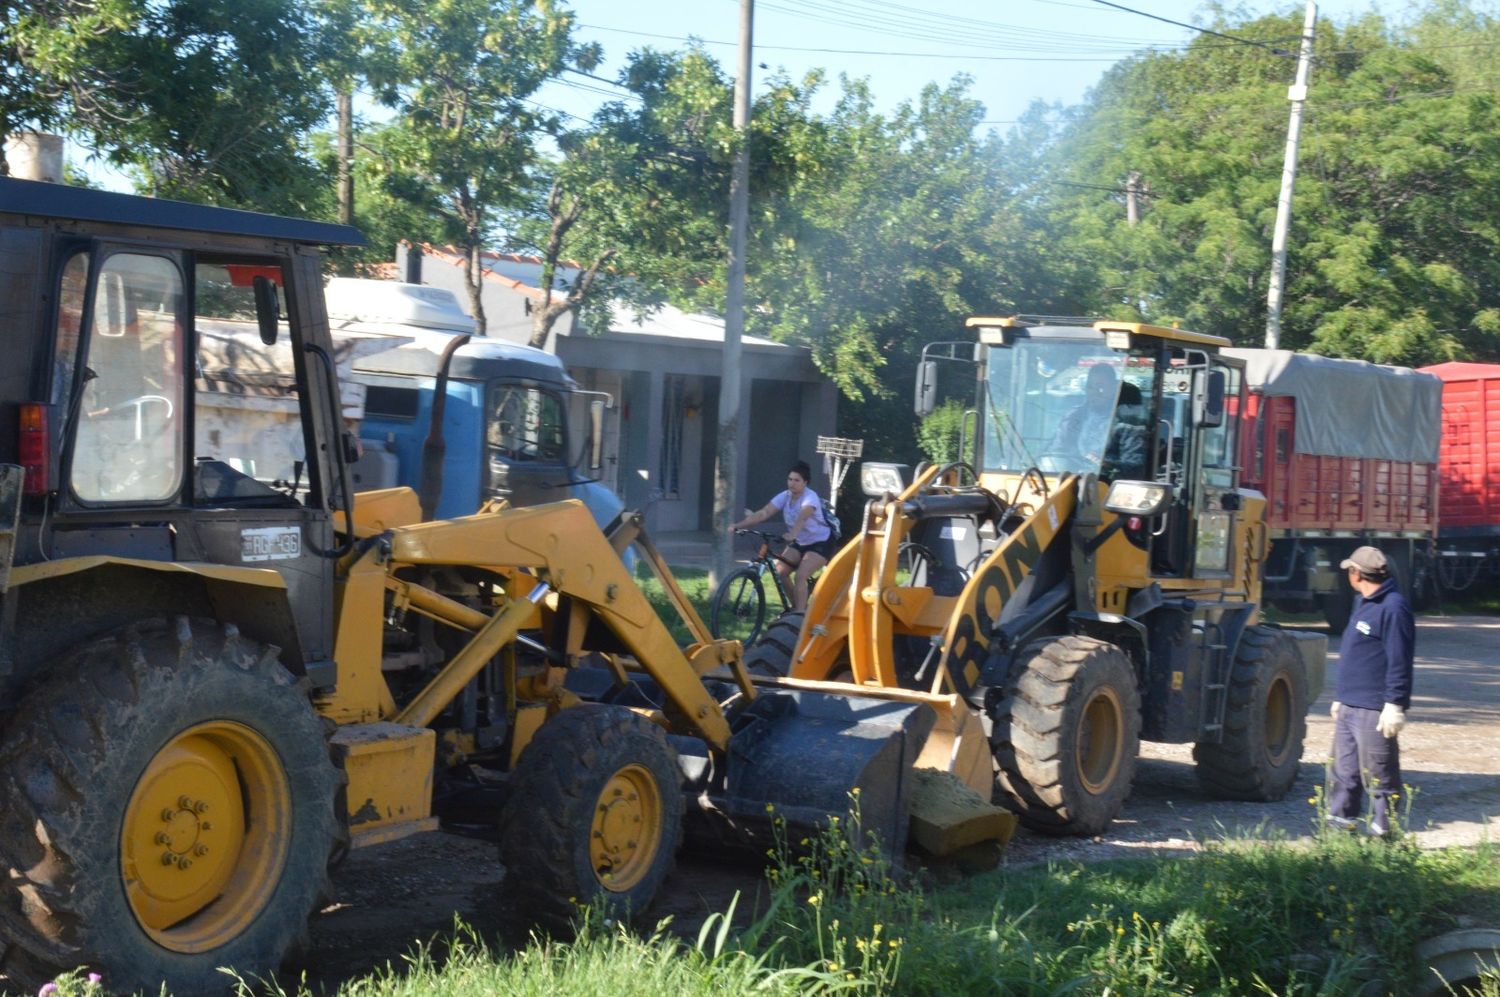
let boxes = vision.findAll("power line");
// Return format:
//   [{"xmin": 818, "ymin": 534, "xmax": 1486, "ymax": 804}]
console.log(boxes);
[
  {"xmin": 578, "ymin": 23, "xmax": 1186, "ymax": 62},
  {"xmin": 792, "ymin": 0, "xmax": 1185, "ymax": 50},
  {"xmin": 1088, "ymin": 0, "xmax": 1297, "ymax": 57}
]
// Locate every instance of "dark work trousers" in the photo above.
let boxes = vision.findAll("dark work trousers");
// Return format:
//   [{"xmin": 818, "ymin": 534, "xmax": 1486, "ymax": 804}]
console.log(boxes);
[{"xmin": 1328, "ymin": 704, "xmax": 1403, "ymax": 832}]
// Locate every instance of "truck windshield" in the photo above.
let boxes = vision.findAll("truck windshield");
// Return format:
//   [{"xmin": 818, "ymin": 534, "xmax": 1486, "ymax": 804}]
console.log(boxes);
[
  {"xmin": 982, "ymin": 340, "xmax": 1149, "ymax": 479},
  {"xmin": 488, "ymin": 383, "xmax": 565, "ymax": 463}
]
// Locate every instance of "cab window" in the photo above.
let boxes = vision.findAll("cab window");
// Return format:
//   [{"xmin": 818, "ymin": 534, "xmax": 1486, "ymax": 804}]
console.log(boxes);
[{"xmin": 70, "ymin": 253, "xmax": 186, "ymax": 503}]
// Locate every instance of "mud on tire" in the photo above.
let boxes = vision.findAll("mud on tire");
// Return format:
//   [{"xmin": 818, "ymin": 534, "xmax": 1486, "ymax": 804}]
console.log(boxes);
[
  {"xmin": 499, "ymin": 706, "xmax": 683, "ymax": 927},
  {"xmin": 0, "ymin": 617, "xmax": 343, "ymax": 995},
  {"xmin": 1193, "ymin": 626, "xmax": 1308, "ymax": 801},
  {"xmin": 989, "ymin": 635, "xmax": 1142, "ymax": 836}
]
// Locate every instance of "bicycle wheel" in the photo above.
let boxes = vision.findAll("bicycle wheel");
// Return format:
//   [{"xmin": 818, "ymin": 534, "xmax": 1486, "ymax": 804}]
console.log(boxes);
[{"xmin": 710, "ymin": 566, "xmax": 768, "ymax": 645}]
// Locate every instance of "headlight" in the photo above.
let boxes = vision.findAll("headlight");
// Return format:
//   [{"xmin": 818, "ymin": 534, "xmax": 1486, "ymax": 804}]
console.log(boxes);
[
  {"xmin": 1104, "ymin": 480, "xmax": 1172, "ymax": 517},
  {"xmin": 861, "ymin": 462, "xmax": 910, "ymax": 497}
]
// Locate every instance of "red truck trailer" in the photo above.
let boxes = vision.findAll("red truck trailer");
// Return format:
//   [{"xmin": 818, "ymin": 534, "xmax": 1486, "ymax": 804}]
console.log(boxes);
[
  {"xmin": 1224, "ymin": 349, "xmax": 1442, "ymax": 631},
  {"xmin": 1419, "ymin": 362, "xmax": 1500, "ymax": 594}
]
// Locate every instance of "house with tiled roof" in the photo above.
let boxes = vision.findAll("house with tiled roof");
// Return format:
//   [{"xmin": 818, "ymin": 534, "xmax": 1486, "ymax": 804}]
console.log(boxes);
[{"xmin": 393, "ymin": 242, "xmax": 839, "ymax": 534}]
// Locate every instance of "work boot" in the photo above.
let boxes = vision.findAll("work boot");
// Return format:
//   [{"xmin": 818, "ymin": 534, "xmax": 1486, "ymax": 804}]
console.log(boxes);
[{"xmin": 1323, "ymin": 815, "xmax": 1359, "ymax": 834}]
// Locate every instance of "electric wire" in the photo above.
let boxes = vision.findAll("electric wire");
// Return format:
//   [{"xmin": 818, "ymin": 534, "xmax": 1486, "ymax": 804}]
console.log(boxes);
[{"xmin": 1088, "ymin": 0, "xmax": 1298, "ymax": 57}]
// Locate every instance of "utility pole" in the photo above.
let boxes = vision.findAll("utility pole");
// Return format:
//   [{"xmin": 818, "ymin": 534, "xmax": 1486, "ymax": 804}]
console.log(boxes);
[
  {"xmin": 336, "ymin": 91, "xmax": 354, "ymax": 227},
  {"xmin": 1265, "ymin": 0, "xmax": 1317, "ymax": 349},
  {"xmin": 1125, "ymin": 171, "xmax": 1141, "ymax": 226},
  {"xmin": 713, "ymin": 0, "xmax": 753, "ymax": 585}
]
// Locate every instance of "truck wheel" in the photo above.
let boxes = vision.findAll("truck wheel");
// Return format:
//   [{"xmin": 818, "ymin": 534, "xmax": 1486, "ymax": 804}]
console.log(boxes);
[
  {"xmin": 742, "ymin": 611, "xmax": 805, "ymax": 677},
  {"xmin": 990, "ymin": 635, "xmax": 1141, "ymax": 836},
  {"xmin": 1318, "ymin": 586, "xmax": 1354, "ymax": 634},
  {"xmin": 1193, "ymin": 626, "xmax": 1308, "ymax": 801},
  {"xmin": 0, "ymin": 618, "xmax": 342, "ymax": 995},
  {"xmin": 499, "ymin": 706, "xmax": 683, "ymax": 926}
]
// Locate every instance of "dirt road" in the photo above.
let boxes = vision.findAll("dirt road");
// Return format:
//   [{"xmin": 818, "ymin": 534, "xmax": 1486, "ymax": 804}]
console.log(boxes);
[{"xmin": 291, "ymin": 613, "xmax": 1500, "ymax": 989}]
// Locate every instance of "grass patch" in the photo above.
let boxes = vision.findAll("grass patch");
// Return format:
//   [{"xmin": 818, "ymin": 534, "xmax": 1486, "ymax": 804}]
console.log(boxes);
[
  {"xmin": 632, "ymin": 563, "xmax": 714, "ymax": 645},
  {"xmin": 36, "ymin": 816, "xmax": 1500, "ymax": 996},
  {"xmin": 748, "ymin": 806, "xmax": 1500, "ymax": 995}
]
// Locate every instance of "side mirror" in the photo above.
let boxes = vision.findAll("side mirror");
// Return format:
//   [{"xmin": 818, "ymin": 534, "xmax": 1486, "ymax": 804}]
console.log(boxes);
[
  {"xmin": 1194, "ymin": 369, "xmax": 1226, "ymax": 428},
  {"xmin": 588, "ymin": 398, "xmax": 606, "ymax": 470},
  {"xmin": 1104, "ymin": 479, "xmax": 1173, "ymax": 518},
  {"xmin": 253, "ymin": 275, "xmax": 280, "ymax": 346},
  {"xmin": 915, "ymin": 360, "xmax": 938, "ymax": 417}
]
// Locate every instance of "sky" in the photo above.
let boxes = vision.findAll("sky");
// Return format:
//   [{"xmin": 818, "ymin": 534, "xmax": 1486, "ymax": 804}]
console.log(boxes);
[
  {"xmin": 534, "ymin": 0, "xmax": 1405, "ymax": 132},
  {"xmin": 69, "ymin": 0, "xmax": 1407, "ymax": 191}
]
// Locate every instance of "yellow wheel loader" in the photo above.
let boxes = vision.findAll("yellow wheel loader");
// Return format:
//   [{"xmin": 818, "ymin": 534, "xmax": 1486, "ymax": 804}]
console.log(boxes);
[
  {"xmin": 747, "ymin": 317, "xmax": 1328, "ymax": 836},
  {"xmin": 0, "ymin": 179, "xmax": 965, "ymax": 994}
]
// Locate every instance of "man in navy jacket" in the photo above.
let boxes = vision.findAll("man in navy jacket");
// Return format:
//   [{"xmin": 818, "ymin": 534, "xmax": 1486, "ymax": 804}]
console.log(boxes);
[{"xmin": 1326, "ymin": 546, "xmax": 1416, "ymax": 837}]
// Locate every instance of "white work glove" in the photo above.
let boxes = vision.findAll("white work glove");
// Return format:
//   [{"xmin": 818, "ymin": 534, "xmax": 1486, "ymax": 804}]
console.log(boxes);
[
  {"xmin": 1330, "ymin": 701, "xmax": 1342, "ymax": 720},
  {"xmin": 1376, "ymin": 703, "xmax": 1406, "ymax": 739}
]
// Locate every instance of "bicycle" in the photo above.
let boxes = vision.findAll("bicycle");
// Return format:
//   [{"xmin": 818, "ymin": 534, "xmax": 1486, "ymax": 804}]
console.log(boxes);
[{"xmin": 709, "ymin": 529, "xmax": 801, "ymax": 646}]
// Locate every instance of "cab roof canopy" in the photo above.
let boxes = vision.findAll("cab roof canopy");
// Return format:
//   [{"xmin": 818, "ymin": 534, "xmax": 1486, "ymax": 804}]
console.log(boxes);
[
  {"xmin": 965, "ymin": 316, "xmax": 1230, "ymax": 349},
  {"xmin": 0, "ymin": 177, "xmax": 365, "ymax": 247}
]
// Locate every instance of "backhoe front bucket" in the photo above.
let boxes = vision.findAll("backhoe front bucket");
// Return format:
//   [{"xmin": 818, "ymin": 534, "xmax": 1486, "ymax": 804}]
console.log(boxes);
[{"xmin": 673, "ymin": 687, "xmax": 936, "ymax": 856}]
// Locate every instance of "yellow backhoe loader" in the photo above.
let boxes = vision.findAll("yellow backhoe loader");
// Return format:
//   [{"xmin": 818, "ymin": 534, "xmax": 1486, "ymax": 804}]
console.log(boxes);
[
  {"xmin": 0, "ymin": 179, "xmax": 980, "ymax": 995},
  {"xmin": 746, "ymin": 317, "xmax": 1328, "ymax": 835}
]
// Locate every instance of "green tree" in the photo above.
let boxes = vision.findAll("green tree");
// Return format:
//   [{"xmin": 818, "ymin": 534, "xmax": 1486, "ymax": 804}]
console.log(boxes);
[
  {"xmin": 4, "ymin": 0, "xmax": 332, "ymax": 212},
  {"xmin": 357, "ymin": 0, "xmax": 592, "ymax": 334},
  {"xmin": 1034, "ymin": 4, "xmax": 1500, "ymax": 364}
]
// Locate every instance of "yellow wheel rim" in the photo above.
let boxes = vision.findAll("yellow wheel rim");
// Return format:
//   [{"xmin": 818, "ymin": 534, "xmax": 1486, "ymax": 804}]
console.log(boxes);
[
  {"xmin": 1264, "ymin": 672, "xmax": 1294, "ymax": 767},
  {"xmin": 121, "ymin": 721, "xmax": 290, "ymax": 952},
  {"xmin": 588, "ymin": 764, "xmax": 663, "ymax": 892},
  {"xmin": 1077, "ymin": 687, "xmax": 1125, "ymax": 795}
]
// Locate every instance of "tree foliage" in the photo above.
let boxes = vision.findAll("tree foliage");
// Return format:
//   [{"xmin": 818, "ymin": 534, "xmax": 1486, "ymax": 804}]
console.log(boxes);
[
  {"xmin": 354, "ymin": 0, "xmax": 588, "ymax": 333},
  {"xmin": 1033, "ymin": 3, "xmax": 1500, "ymax": 363},
  {"xmin": 4, "ymin": 0, "xmax": 332, "ymax": 212}
]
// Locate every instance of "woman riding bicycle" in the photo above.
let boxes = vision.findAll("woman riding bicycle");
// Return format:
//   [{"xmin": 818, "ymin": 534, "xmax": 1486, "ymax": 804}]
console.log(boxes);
[{"xmin": 731, "ymin": 460, "xmax": 833, "ymax": 611}]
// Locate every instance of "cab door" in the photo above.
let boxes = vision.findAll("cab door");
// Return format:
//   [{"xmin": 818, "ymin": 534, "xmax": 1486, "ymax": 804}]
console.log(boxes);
[
  {"xmin": 50, "ymin": 244, "xmax": 335, "ymax": 667},
  {"xmin": 1148, "ymin": 351, "xmax": 1241, "ymax": 579}
]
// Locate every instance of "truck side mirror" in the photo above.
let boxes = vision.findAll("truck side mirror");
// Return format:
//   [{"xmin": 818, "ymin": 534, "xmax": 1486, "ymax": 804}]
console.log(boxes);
[
  {"xmin": 253, "ymin": 275, "xmax": 280, "ymax": 346},
  {"xmin": 1194, "ymin": 369, "xmax": 1225, "ymax": 428},
  {"xmin": 588, "ymin": 398, "xmax": 606, "ymax": 471},
  {"xmin": 915, "ymin": 361, "xmax": 938, "ymax": 417}
]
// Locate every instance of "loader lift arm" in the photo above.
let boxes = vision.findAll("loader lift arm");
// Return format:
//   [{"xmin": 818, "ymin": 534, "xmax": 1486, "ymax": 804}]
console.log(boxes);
[{"xmin": 329, "ymin": 497, "xmax": 752, "ymax": 752}]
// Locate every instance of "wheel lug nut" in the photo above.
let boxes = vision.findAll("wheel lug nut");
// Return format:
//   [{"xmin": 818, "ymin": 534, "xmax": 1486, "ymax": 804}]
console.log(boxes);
[
  {"xmin": 195, "ymin": 801, "xmax": 210, "ymax": 814},
  {"xmin": 179, "ymin": 796, "xmax": 194, "ymax": 810},
  {"xmin": 162, "ymin": 808, "xmax": 177, "ymax": 822},
  {"xmin": 155, "ymin": 832, "xmax": 171, "ymax": 845},
  {"xmin": 201, "ymin": 821, "xmax": 213, "ymax": 831},
  {"xmin": 161, "ymin": 852, "xmax": 176, "ymax": 865},
  {"xmin": 179, "ymin": 858, "xmax": 193, "ymax": 870},
  {"xmin": 194, "ymin": 844, "xmax": 209, "ymax": 856}
]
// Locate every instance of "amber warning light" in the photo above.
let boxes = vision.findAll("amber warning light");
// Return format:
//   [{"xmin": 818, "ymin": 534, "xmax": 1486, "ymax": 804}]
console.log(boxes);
[{"xmin": 19, "ymin": 402, "xmax": 51, "ymax": 496}]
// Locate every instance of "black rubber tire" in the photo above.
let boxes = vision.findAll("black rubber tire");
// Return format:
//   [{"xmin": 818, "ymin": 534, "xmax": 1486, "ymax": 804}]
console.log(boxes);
[
  {"xmin": 1318, "ymin": 584, "xmax": 1354, "ymax": 634},
  {"xmin": 709, "ymin": 566, "xmax": 768, "ymax": 647},
  {"xmin": 742, "ymin": 610, "xmax": 805, "ymax": 677},
  {"xmin": 0, "ymin": 617, "xmax": 343, "ymax": 995},
  {"xmin": 499, "ymin": 706, "xmax": 683, "ymax": 926},
  {"xmin": 989, "ymin": 635, "xmax": 1142, "ymax": 836},
  {"xmin": 1193, "ymin": 626, "xmax": 1309, "ymax": 801}
]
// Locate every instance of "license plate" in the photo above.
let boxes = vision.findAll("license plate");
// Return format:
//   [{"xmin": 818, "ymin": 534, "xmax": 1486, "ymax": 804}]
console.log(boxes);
[{"xmin": 241, "ymin": 526, "xmax": 302, "ymax": 562}]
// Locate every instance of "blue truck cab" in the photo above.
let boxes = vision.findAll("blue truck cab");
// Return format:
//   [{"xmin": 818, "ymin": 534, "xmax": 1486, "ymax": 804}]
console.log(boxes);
[{"xmin": 331, "ymin": 279, "xmax": 623, "ymax": 527}]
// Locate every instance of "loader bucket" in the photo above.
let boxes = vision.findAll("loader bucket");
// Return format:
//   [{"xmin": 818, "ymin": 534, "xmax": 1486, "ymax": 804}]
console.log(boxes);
[{"xmin": 673, "ymin": 688, "xmax": 936, "ymax": 856}]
